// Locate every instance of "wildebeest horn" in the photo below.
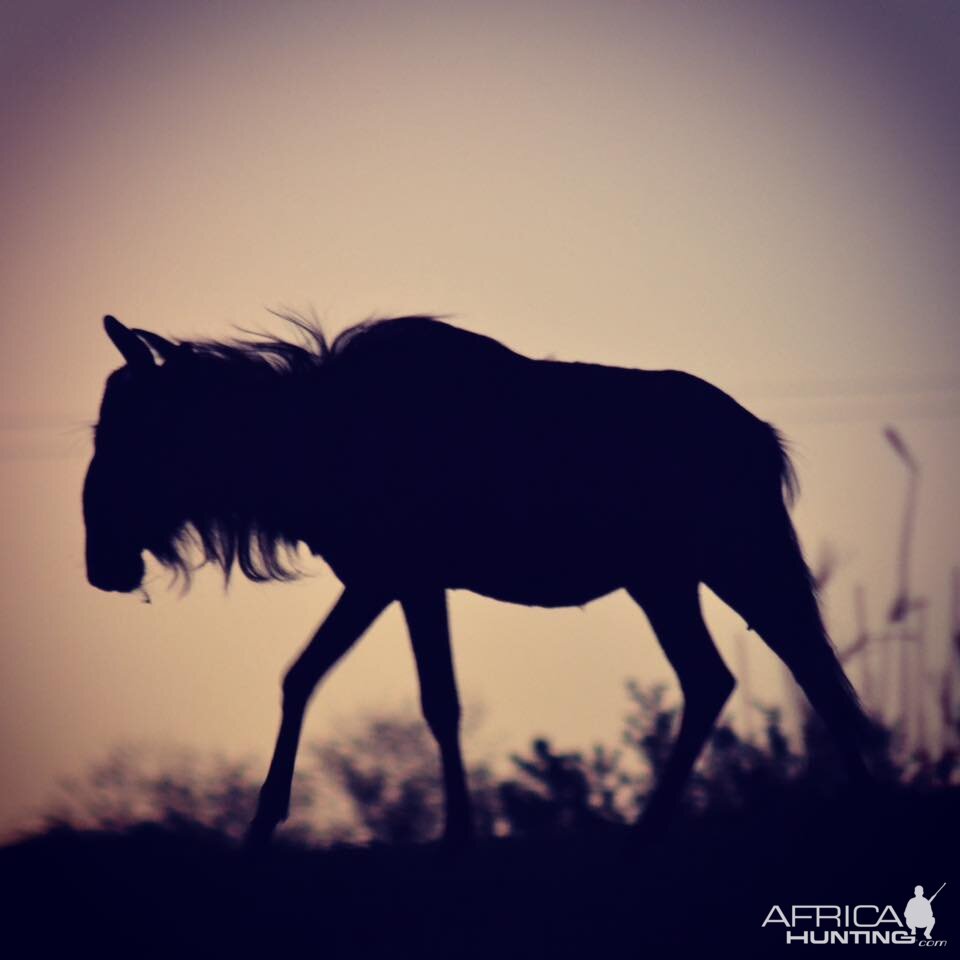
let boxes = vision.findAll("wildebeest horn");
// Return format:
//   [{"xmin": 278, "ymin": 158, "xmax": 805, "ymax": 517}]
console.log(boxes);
[
  {"xmin": 131, "ymin": 328, "xmax": 177, "ymax": 362},
  {"xmin": 103, "ymin": 315, "xmax": 154, "ymax": 369}
]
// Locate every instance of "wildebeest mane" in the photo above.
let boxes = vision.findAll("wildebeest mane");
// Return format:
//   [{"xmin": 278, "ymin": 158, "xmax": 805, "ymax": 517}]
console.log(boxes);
[
  {"xmin": 143, "ymin": 313, "xmax": 444, "ymax": 587},
  {"xmin": 172, "ymin": 311, "xmax": 428, "ymax": 376}
]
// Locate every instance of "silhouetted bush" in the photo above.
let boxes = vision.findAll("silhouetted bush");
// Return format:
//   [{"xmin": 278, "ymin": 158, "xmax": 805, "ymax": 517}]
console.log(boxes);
[
  {"xmin": 45, "ymin": 745, "xmax": 313, "ymax": 842},
  {"xmin": 309, "ymin": 714, "xmax": 448, "ymax": 843},
  {"xmin": 44, "ymin": 661, "xmax": 958, "ymax": 848}
]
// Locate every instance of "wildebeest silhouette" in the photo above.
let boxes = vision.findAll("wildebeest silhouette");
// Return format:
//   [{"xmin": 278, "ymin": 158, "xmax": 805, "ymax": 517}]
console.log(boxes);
[{"xmin": 84, "ymin": 313, "xmax": 874, "ymax": 846}]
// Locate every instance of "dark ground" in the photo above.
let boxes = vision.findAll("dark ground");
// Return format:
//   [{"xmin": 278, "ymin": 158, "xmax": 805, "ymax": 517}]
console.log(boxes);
[{"xmin": 2, "ymin": 787, "xmax": 956, "ymax": 959}]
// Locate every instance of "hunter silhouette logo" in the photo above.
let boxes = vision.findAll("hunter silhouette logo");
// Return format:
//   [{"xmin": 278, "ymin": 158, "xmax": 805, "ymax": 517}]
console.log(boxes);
[
  {"xmin": 905, "ymin": 883, "xmax": 945, "ymax": 941},
  {"xmin": 762, "ymin": 882, "xmax": 947, "ymax": 946}
]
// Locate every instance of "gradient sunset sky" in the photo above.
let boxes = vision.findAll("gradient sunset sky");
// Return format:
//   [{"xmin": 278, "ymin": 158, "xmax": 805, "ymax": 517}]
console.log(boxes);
[{"xmin": 1, "ymin": 0, "xmax": 958, "ymax": 839}]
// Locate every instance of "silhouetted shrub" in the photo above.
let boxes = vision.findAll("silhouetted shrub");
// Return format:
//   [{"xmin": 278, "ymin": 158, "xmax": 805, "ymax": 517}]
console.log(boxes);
[
  {"xmin": 42, "ymin": 660, "xmax": 958, "ymax": 846},
  {"xmin": 308, "ymin": 712, "xmax": 503, "ymax": 843},
  {"xmin": 45, "ymin": 745, "xmax": 313, "ymax": 842}
]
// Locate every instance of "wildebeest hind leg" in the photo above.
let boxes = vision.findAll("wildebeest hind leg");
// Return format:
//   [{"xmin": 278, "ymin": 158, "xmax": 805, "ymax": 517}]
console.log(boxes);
[{"xmin": 627, "ymin": 581, "xmax": 735, "ymax": 833}]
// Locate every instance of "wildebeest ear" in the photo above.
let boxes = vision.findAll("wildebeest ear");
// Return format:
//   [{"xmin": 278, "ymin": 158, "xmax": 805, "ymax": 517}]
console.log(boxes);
[
  {"xmin": 104, "ymin": 315, "xmax": 154, "ymax": 369},
  {"xmin": 131, "ymin": 328, "xmax": 177, "ymax": 363}
]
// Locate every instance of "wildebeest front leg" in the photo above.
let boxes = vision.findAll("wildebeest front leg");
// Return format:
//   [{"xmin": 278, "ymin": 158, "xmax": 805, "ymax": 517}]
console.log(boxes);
[
  {"xmin": 402, "ymin": 590, "xmax": 475, "ymax": 844},
  {"xmin": 246, "ymin": 587, "xmax": 390, "ymax": 849}
]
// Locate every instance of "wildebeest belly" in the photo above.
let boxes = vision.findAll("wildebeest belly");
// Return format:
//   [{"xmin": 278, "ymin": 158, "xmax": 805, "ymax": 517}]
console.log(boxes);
[{"xmin": 310, "ymin": 487, "xmax": 691, "ymax": 608}]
